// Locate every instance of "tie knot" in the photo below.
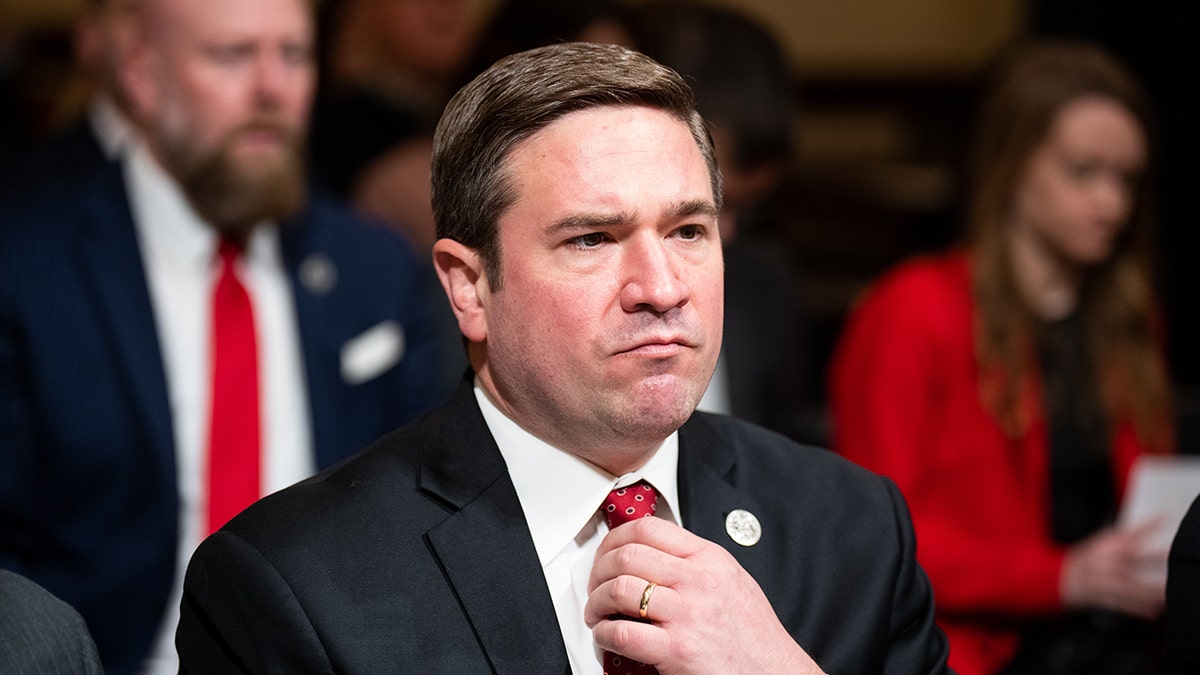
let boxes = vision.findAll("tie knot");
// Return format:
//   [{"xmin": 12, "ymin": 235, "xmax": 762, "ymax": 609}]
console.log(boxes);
[
  {"xmin": 602, "ymin": 480, "xmax": 659, "ymax": 529},
  {"xmin": 217, "ymin": 237, "xmax": 244, "ymax": 267}
]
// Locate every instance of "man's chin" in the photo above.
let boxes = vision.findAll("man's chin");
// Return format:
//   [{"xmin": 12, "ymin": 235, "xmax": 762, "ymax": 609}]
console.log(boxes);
[
  {"xmin": 626, "ymin": 376, "xmax": 704, "ymax": 424},
  {"xmin": 185, "ymin": 158, "xmax": 307, "ymax": 234},
  {"xmin": 229, "ymin": 145, "xmax": 298, "ymax": 180},
  {"xmin": 233, "ymin": 135, "xmax": 294, "ymax": 160}
]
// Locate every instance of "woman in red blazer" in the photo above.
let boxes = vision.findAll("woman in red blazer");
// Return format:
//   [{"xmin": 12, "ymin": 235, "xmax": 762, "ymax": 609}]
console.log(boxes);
[{"xmin": 830, "ymin": 39, "xmax": 1174, "ymax": 675}]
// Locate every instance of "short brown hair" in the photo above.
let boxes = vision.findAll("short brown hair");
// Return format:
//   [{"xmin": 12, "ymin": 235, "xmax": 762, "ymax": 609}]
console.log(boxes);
[{"xmin": 431, "ymin": 41, "xmax": 721, "ymax": 289}]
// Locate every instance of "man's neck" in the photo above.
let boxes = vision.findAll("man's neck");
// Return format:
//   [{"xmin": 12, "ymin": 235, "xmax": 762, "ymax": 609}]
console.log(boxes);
[{"xmin": 471, "ymin": 365, "xmax": 666, "ymax": 477}]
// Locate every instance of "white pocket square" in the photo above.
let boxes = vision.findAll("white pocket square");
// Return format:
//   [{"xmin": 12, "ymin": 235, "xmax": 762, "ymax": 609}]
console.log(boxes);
[{"xmin": 340, "ymin": 320, "xmax": 406, "ymax": 385}]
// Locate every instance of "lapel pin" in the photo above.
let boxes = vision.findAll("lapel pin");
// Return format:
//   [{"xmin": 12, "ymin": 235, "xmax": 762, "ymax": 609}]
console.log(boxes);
[
  {"xmin": 299, "ymin": 254, "xmax": 337, "ymax": 296},
  {"xmin": 725, "ymin": 509, "xmax": 762, "ymax": 547}
]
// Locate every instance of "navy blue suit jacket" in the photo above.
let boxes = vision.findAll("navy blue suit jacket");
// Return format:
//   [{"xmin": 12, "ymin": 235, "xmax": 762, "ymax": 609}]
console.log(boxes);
[
  {"xmin": 176, "ymin": 379, "xmax": 950, "ymax": 674},
  {"xmin": 0, "ymin": 162, "xmax": 453, "ymax": 673}
]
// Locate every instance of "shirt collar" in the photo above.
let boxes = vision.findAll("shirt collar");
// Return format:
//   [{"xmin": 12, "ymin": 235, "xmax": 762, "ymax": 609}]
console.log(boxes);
[
  {"xmin": 473, "ymin": 381, "xmax": 681, "ymax": 568},
  {"xmin": 88, "ymin": 93, "xmax": 135, "ymax": 160}
]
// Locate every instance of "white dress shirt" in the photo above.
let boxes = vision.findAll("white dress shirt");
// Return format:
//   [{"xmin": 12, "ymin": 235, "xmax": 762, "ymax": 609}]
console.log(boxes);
[
  {"xmin": 124, "ymin": 142, "xmax": 315, "ymax": 674},
  {"xmin": 86, "ymin": 94, "xmax": 135, "ymax": 160},
  {"xmin": 474, "ymin": 382, "xmax": 681, "ymax": 675}
]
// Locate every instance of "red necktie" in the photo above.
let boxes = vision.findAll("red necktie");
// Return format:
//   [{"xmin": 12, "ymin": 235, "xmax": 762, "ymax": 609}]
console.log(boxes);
[
  {"xmin": 205, "ymin": 238, "xmax": 261, "ymax": 535},
  {"xmin": 600, "ymin": 481, "xmax": 660, "ymax": 675}
]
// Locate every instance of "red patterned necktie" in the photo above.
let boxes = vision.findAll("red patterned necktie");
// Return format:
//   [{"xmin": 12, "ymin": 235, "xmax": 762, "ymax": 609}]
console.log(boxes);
[
  {"xmin": 205, "ymin": 238, "xmax": 261, "ymax": 535},
  {"xmin": 600, "ymin": 481, "xmax": 660, "ymax": 675}
]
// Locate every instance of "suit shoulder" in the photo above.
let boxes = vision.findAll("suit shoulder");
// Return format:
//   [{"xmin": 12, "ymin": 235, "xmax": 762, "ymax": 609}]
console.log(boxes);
[
  {"xmin": 0, "ymin": 167, "xmax": 106, "ymax": 233},
  {"xmin": 219, "ymin": 388, "xmax": 490, "ymax": 552},
  {"xmin": 223, "ymin": 432, "xmax": 424, "ymax": 549},
  {"xmin": 684, "ymin": 414, "xmax": 913, "ymax": 571},
  {"xmin": 0, "ymin": 166, "xmax": 126, "ymax": 277},
  {"xmin": 299, "ymin": 191, "xmax": 418, "ymax": 259},
  {"xmin": 690, "ymin": 413, "xmax": 890, "ymax": 495},
  {"xmin": 289, "ymin": 191, "xmax": 430, "ymax": 291}
]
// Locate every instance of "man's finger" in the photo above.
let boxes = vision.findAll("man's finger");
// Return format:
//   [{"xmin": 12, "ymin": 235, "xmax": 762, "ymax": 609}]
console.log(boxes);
[
  {"xmin": 593, "ymin": 515, "xmax": 707, "ymax": 560},
  {"xmin": 585, "ymin": 576, "xmax": 678, "ymax": 627}
]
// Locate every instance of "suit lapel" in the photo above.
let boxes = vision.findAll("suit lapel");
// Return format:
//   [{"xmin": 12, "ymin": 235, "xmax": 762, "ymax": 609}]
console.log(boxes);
[
  {"xmin": 75, "ymin": 165, "xmax": 175, "ymax": 489},
  {"xmin": 420, "ymin": 383, "xmax": 571, "ymax": 674},
  {"xmin": 677, "ymin": 415, "xmax": 775, "ymax": 583},
  {"xmin": 416, "ymin": 390, "xmax": 773, "ymax": 674},
  {"xmin": 278, "ymin": 212, "xmax": 340, "ymax": 468}
]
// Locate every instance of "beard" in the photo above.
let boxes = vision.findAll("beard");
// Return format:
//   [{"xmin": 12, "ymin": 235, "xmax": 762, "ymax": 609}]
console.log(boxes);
[{"xmin": 160, "ymin": 117, "xmax": 308, "ymax": 240}]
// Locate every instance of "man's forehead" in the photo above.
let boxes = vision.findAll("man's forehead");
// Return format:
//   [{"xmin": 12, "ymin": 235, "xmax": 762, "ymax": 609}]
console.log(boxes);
[
  {"xmin": 157, "ymin": 0, "xmax": 311, "ymax": 38},
  {"xmin": 497, "ymin": 106, "xmax": 716, "ymax": 227},
  {"xmin": 504, "ymin": 105, "xmax": 701, "ymax": 177}
]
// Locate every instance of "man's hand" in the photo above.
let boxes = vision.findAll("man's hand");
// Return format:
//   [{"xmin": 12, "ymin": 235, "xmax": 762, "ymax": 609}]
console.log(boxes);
[
  {"xmin": 585, "ymin": 516, "xmax": 823, "ymax": 674},
  {"xmin": 1061, "ymin": 520, "xmax": 1168, "ymax": 619}
]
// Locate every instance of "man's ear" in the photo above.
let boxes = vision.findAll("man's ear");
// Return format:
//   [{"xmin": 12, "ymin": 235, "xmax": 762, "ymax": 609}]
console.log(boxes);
[
  {"xmin": 116, "ymin": 30, "xmax": 159, "ymax": 129},
  {"xmin": 432, "ymin": 238, "xmax": 489, "ymax": 343}
]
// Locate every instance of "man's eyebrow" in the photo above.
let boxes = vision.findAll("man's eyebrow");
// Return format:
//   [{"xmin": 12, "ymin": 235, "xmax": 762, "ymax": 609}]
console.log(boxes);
[
  {"xmin": 545, "ymin": 200, "xmax": 719, "ymax": 236},
  {"xmin": 669, "ymin": 199, "xmax": 720, "ymax": 220},
  {"xmin": 545, "ymin": 212, "xmax": 631, "ymax": 235}
]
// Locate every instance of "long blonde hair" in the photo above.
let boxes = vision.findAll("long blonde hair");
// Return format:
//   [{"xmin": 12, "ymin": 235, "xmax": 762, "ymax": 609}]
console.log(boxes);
[{"xmin": 966, "ymin": 38, "xmax": 1171, "ymax": 448}]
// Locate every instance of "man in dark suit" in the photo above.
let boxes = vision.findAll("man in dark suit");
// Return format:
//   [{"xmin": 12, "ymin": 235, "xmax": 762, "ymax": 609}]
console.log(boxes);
[
  {"xmin": 0, "ymin": 569, "xmax": 103, "ymax": 675},
  {"xmin": 0, "ymin": 0, "xmax": 449, "ymax": 671},
  {"xmin": 1165, "ymin": 493, "xmax": 1200, "ymax": 673},
  {"xmin": 176, "ymin": 42, "xmax": 949, "ymax": 674}
]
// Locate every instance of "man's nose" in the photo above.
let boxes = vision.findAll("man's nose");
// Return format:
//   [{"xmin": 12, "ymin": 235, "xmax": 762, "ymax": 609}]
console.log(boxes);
[
  {"xmin": 253, "ymin": 52, "xmax": 305, "ymax": 108},
  {"xmin": 618, "ymin": 235, "xmax": 689, "ymax": 314}
]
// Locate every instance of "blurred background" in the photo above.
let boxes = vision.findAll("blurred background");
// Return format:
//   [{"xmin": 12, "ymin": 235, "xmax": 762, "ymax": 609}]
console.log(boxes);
[{"xmin": 2, "ymin": 0, "xmax": 1192, "ymax": 449}]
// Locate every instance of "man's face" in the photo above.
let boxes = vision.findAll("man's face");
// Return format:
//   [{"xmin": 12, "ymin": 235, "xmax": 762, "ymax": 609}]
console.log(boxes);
[
  {"xmin": 137, "ymin": 0, "xmax": 315, "ymax": 232},
  {"xmin": 476, "ymin": 105, "xmax": 724, "ymax": 470}
]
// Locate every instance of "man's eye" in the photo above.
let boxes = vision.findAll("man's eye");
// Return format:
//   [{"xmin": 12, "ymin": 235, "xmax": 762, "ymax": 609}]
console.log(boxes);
[
  {"xmin": 677, "ymin": 225, "xmax": 702, "ymax": 240},
  {"xmin": 282, "ymin": 44, "xmax": 314, "ymax": 67},
  {"xmin": 209, "ymin": 46, "xmax": 252, "ymax": 64},
  {"xmin": 572, "ymin": 232, "xmax": 606, "ymax": 248}
]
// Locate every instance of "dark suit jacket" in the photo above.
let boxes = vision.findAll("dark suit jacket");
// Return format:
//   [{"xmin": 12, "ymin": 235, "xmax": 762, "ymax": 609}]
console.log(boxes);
[
  {"xmin": 0, "ymin": 162, "xmax": 454, "ymax": 673},
  {"xmin": 176, "ymin": 379, "xmax": 950, "ymax": 674},
  {"xmin": 0, "ymin": 569, "xmax": 103, "ymax": 675},
  {"xmin": 1165, "ymin": 493, "xmax": 1200, "ymax": 673}
]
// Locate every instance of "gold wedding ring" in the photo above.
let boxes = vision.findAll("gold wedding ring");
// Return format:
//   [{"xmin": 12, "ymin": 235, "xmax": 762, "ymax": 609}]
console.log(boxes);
[{"xmin": 638, "ymin": 582, "xmax": 657, "ymax": 620}]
